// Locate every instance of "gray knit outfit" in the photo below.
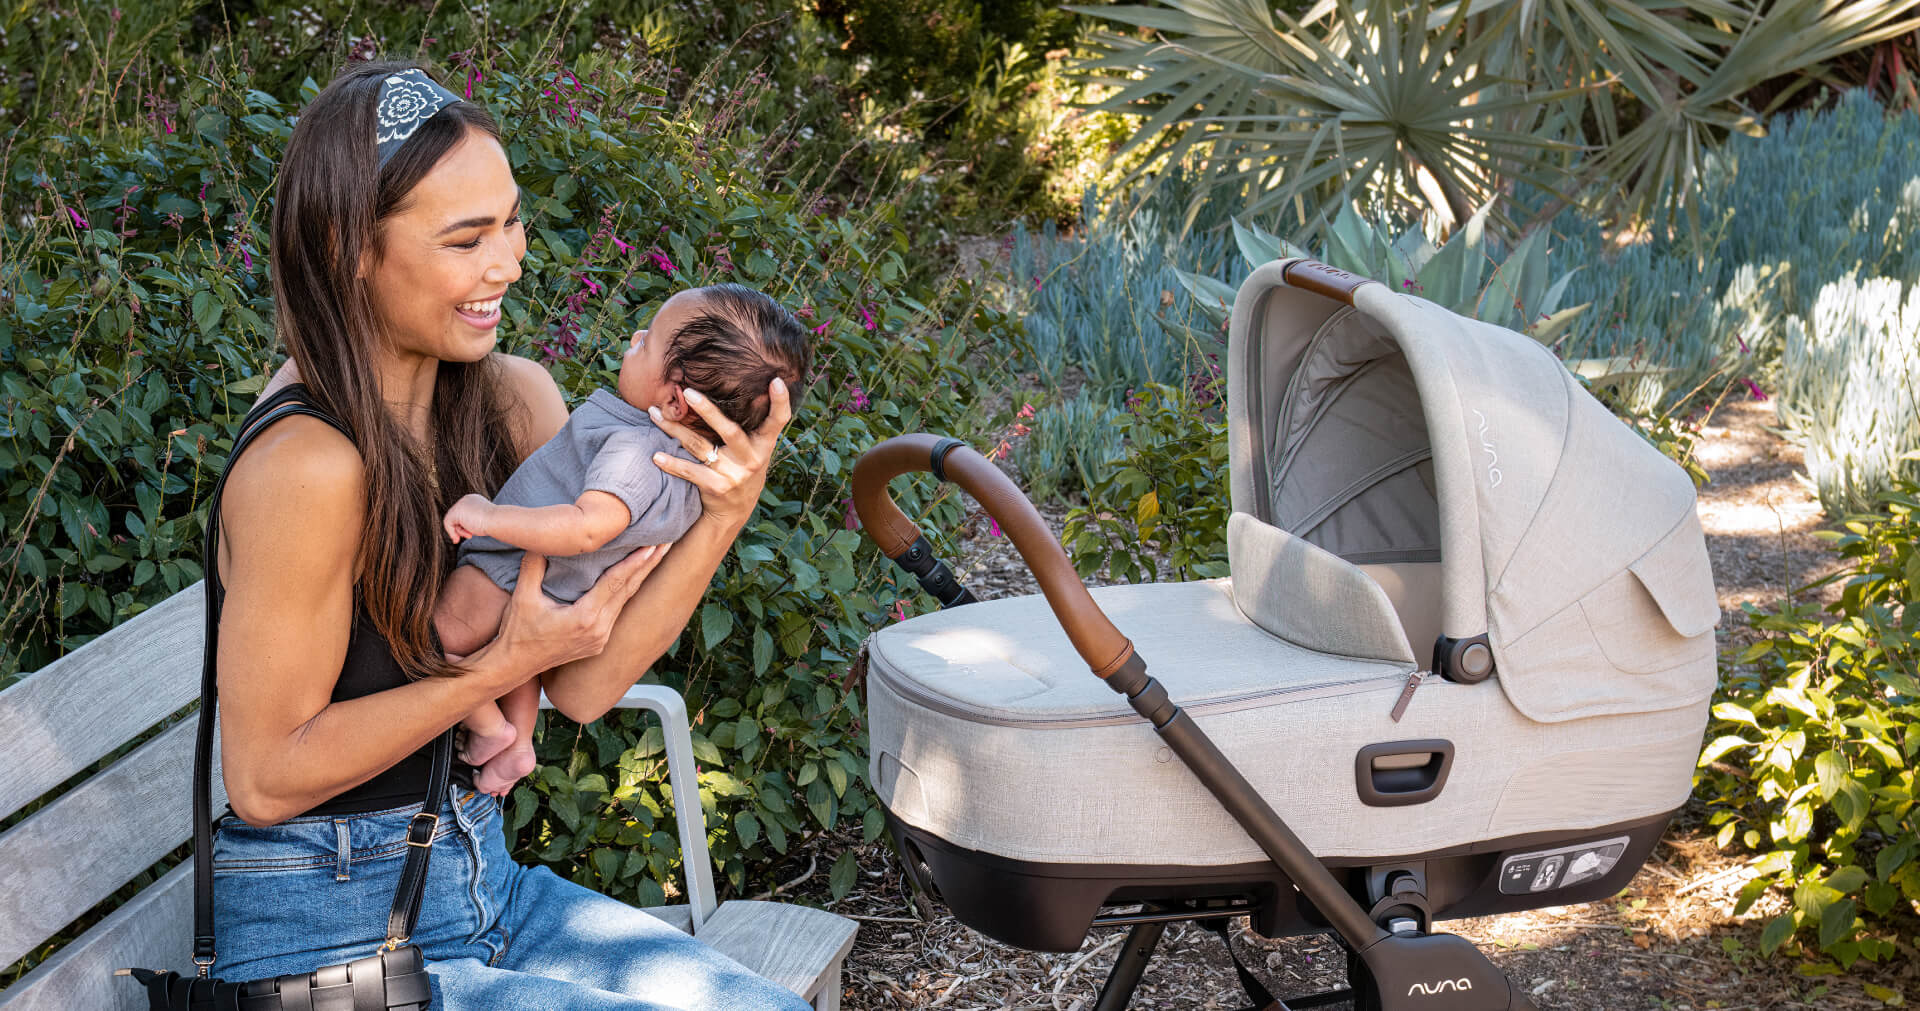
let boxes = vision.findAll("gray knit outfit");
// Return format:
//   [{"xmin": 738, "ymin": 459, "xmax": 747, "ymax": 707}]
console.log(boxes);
[{"xmin": 456, "ymin": 389, "xmax": 701, "ymax": 602}]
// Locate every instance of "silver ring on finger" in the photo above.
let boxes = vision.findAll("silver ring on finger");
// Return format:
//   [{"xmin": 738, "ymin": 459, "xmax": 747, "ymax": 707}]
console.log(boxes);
[{"xmin": 703, "ymin": 445, "xmax": 721, "ymax": 465}]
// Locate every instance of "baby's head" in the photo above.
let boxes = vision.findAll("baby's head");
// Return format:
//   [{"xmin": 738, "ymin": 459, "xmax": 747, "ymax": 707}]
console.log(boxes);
[{"xmin": 620, "ymin": 283, "xmax": 812, "ymax": 443}]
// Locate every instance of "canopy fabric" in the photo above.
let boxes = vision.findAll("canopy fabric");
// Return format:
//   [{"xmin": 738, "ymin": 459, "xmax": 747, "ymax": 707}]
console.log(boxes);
[{"xmin": 1224, "ymin": 260, "xmax": 1718, "ymax": 722}]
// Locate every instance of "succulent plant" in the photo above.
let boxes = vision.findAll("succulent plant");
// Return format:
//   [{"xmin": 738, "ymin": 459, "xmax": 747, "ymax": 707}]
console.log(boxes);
[{"xmin": 1776, "ymin": 275, "xmax": 1920, "ymax": 514}]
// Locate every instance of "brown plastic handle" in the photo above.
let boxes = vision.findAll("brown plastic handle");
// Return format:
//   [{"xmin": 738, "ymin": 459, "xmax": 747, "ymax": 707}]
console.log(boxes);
[
  {"xmin": 851, "ymin": 434, "xmax": 1137, "ymax": 678},
  {"xmin": 1283, "ymin": 259, "xmax": 1370, "ymax": 305}
]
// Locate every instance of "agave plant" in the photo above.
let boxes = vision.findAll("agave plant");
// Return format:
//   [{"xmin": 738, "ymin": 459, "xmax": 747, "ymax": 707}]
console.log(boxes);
[
  {"xmin": 1076, "ymin": 0, "xmax": 1920, "ymax": 233},
  {"xmin": 1175, "ymin": 203, "xmax": 1587, "ymax": 336}
]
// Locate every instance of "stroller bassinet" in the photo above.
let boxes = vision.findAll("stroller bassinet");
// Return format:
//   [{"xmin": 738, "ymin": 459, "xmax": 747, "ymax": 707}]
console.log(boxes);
[{"xmin": 851, "ymin": 260, "xmax": 1719, "ymax": 1010}]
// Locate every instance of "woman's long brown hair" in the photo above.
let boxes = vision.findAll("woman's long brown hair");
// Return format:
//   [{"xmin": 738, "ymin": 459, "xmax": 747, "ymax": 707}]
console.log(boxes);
[{"xmin": 271, "ymin": 61, "xmax": 521, "ymax": 679}]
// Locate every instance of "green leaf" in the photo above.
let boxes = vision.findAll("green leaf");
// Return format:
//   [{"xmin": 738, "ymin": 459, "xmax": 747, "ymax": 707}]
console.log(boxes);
[
  {"xmin": 825, "ymin": 759, "xmax": 848, "ymax": 797},
  {"xmin": 700, "ymin": 603, "xmax": 734, "ymax": 650},
  {"xmin": 736, "ymin": 811, "xmax": 760, "ymax": 849},
  {"xmin": 1814, "ymin": 750, "xmax": 1848, "ymax": 800},
  {"xmin": 752, "ymin": 626, "xmax": 775, "ymax": 675},
  {"xmin": 829, "ymin": 848, "xmax": 859, "ymax": 900},
  {"xmin": 1818, "ymin": 899, "xmax": 1857, "ymax": 949},
  {"xmin": 191, "ymin": 289, "xmax": 224, "ymax": 336},
  {"xmin": 863, "ymin": 807, "xmax": 885, "ymax": 843},
  {"xmin": 1760, "ymin": 912, "xmax": 1798, "ymax": 954}
]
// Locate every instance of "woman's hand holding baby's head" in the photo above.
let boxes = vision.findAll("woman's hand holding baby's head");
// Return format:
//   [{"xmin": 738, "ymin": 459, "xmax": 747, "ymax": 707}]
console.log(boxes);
[{"xmin": 647, "ymin": 377, "xmax": 793, "ymax": 531}]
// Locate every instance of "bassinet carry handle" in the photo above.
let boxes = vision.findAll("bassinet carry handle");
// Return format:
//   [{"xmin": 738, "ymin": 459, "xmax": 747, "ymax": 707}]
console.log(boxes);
[
  {"xmin": 850, "ymin": 434, "xmax": 1140, "ymax": 679},
  {"xmin": 1282, "ymin": 258, "xmax": 1371, "ymax": 304}
]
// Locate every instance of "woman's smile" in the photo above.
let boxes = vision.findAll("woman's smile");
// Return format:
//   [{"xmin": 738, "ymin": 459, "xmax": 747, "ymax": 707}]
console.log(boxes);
[{"xmin": 455, "ymin": 293, "xmax": 506, "ymax": 329}]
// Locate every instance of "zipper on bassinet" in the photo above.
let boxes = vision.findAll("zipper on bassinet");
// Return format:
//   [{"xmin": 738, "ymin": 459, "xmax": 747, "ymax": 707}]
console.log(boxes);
[{"xmin": 1389, "ymin": 669, "xmax": 1431, "ymax": 722}]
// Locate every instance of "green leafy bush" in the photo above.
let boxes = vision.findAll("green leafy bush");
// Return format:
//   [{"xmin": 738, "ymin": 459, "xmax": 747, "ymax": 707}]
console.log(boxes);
[
  {"xmin": 1060, "ymin": 382, "xmax": 1229, "ymax": 583},
  {"xmin": 1699, "ymin": 482, "xmax": 1920, "ymax": 965},
  {"xmin": 2, "ymin": 27, "xmax": 1016, "ymax": 908}
]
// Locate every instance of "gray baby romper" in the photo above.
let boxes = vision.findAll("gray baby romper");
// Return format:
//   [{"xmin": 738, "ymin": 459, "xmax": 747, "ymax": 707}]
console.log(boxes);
[{"xmin": 456, "ymin": 389, "xmax": 701, "ymax": 602}]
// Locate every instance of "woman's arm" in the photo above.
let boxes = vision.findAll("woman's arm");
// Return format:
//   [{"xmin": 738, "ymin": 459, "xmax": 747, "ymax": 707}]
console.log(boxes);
[
  {"xmin": 540, "ymin": 381, "xmax": 793, "ymax": 722},
  {"xmin": 214, "ymin": 419, "xmax": 531, "ymax": 825},
  {"xmin": 217, "ymin": 412, "xmax": 666, "ymax": 826}
]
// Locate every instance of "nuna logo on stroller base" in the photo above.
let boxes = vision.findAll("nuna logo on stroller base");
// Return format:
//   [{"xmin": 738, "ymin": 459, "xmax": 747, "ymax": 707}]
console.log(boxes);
[{"xmin": 850, "ymin": 260, "xmax": 1716, "ymax": 1011}]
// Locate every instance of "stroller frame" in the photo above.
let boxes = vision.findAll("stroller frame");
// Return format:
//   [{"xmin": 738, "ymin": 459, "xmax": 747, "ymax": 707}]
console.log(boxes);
[{"xmin": 854, "ymin": 393, "xmax": 1545, "ymax": 1009}]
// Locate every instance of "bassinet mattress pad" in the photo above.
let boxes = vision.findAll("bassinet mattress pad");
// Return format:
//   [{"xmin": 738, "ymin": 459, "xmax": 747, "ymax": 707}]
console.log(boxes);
[{"xmin": 866, "ymin": 580, "xmax": 1705, "ymax": 865}]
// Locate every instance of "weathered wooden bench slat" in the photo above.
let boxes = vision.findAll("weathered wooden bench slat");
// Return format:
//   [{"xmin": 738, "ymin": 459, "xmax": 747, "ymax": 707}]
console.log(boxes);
[
  {"xmin": 698, "ymin": 900, "xmax": 859, "ymax": 1010},
  {"xmin": 0, "ymin": 585, "xmax": 204, "ymax": 822},
  {"xmin": 0, "ymin": 860, "xmax": 196, "ymax": 1010},
  {"xmin": 0, "ymin": 717, "xmax": 222, "ymax": 971}
]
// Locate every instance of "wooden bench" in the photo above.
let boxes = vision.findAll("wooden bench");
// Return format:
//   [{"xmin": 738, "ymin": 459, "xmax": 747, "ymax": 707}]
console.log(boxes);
[{"xmin": 0, "ymin": 584, "xmax": 857, "ymax": 1009}]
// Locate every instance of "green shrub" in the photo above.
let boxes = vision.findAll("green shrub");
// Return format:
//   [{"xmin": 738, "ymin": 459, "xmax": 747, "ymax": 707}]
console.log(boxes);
[
  {"xmin": 1060, "ymin": 382, "xmax": 1229, "ymax": 583},
  {"xmin": 1, "ymin": 28, "xmax": 1017, "ymax": 908},
  {"xmin": 1699, "ymin": 482, "xmax": 1920, "ymax": 965}
]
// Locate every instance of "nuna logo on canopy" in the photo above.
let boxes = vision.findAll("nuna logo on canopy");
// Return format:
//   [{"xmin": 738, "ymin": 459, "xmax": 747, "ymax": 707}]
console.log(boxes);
[
  {"xmin": 1407, "ymin": 976, "xmax": 1474, "ymax": 996},
  {"xmin": 1470, "ymin": 408, "xmax": 1503, "ymax": 489}
]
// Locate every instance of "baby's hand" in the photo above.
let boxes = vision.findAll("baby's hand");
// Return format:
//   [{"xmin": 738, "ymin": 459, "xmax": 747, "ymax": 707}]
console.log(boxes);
[{"xmin": 444, "ymin": 493, "xmax": 494, "ymax": 543}]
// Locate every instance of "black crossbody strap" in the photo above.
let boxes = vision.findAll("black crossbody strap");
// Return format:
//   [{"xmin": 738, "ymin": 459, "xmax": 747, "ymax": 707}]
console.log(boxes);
[{"xmin": 194, "ymin": 386, "xmax": 455, "ymax": 972}]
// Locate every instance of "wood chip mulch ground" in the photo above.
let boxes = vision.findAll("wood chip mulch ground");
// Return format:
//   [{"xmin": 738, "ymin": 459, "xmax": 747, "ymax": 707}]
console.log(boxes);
[{"xmin": 774, "ymin": 396, "xmax": 1918, "ymax": 1009}]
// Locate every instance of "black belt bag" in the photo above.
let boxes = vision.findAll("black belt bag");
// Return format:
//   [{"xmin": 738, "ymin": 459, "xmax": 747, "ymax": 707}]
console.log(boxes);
[{"xmin": 118, "ymin": 396, "xmax": 450, "ymax": 1011}]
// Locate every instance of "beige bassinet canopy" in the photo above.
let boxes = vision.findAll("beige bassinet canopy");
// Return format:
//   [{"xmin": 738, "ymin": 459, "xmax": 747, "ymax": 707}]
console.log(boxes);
[{"xmin": 1225, "ymin": 260, "xmax": 1720, "ymax": 724}]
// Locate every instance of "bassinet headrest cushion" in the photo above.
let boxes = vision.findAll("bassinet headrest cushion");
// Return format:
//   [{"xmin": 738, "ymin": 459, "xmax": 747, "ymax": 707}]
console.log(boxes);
[{"xmin": 1228, "ymin": 511, "xmax": 1417, "ymax": 664}]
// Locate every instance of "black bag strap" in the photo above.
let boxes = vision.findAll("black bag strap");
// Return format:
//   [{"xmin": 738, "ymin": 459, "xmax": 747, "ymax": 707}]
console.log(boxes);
[{"xmin": 194, "ymin": 385, "xmax": 454, "ymax": 972}]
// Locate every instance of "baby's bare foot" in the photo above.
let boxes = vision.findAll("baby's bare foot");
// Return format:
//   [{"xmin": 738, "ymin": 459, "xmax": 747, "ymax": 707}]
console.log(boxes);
[
  {"xmin": 474, "ymin": 741, "xmax": 537, "ymax": 797},
  {"xmin": 460, "ymin": 721, "xmax": 516, "ymax": 767}
]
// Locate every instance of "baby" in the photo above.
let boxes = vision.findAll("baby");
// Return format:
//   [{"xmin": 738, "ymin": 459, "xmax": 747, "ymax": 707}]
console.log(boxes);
[{"xmin": 435, "ymin": 283, "xmax": 812, "ymax": 795}]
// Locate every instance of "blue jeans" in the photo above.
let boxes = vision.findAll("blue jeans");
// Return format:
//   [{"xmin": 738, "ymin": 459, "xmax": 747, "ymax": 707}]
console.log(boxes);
[{"xmin": 211, "ymin": 790, "xmax": 812, "ymax": 1010}]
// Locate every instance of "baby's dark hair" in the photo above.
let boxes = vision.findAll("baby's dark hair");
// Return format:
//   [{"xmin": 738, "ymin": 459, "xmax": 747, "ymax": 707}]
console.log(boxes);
[{"xmin": 667, "ymin": 283, "xmax": 812, "ymax": 443}]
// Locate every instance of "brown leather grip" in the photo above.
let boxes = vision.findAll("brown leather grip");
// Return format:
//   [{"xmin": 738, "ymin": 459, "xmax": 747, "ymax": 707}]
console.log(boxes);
[
  {"xmin": 1283, "ymin": 259, "xmax": 1370, "ymax": 304},
  {"xmin": 851, "ymin": 434, "xmax": 1137, "ymax": 679}
]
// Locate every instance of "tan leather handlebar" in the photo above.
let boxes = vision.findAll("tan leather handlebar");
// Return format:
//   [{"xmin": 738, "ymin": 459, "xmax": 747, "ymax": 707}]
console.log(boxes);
[
  {"xmin": 851, "ymin": 434, "xmax": 1137, "ymax": 679},
  {"xmin": 1283, "ymin": 259, "xmax": 1369, "ymax": 304}
]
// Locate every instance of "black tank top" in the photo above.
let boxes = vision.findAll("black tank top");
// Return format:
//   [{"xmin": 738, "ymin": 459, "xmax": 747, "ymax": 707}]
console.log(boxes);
[{"xmin": 215, "ymin": 384, "xmax": 475, "ymax": 816}]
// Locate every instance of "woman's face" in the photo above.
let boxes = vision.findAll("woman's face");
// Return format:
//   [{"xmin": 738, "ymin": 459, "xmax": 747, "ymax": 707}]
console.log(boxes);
[{"xmin": 363, "ymin": 126, "xmax": 525, "ymax": 364}]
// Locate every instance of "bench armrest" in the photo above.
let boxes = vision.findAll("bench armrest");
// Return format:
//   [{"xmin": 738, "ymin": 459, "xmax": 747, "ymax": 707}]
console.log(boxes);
[{"xmin": 537, "ymin": 685, "xmax": 719, "ymax": 932}]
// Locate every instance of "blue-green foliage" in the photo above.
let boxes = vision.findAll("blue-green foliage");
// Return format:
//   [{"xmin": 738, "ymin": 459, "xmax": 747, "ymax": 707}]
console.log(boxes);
[
  {"xmin": 1007, "ymin": 184, "xmax": 1242, "ymax": 399},
  {"xmin": 1550, "ymin": 90, "xmax": 1920, "ymax": 416},
  {"xmin": 1778, "ymin": 276, "xmax": 1920, "ymax": 513},
  {"xmin": 1010, "ymin": 392, "xmax": 1127, "ymax": 503}
]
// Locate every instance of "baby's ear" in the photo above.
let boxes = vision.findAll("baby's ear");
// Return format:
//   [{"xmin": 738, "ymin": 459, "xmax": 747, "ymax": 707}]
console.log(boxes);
[{"xmin": 662, "ymin": 384, "xmax": 690, "ymax": 421}]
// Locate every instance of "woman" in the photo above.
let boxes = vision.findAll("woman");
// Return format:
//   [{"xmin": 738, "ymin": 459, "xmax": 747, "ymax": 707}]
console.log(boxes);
[{"xmin": 208, "ymin": 61, "xmax": 812, "ymax": 1009}]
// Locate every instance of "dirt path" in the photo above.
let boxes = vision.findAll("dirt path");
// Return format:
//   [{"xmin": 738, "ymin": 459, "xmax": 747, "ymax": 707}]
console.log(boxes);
[{"xmin": 796, "ymin": 397, "xmax": 1916, "ymax": 1009}]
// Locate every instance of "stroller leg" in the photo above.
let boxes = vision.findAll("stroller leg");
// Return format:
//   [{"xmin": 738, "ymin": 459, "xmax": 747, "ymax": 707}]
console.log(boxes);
[{"xmin": 1092, "ymin": 922, "xmax": 1166, "ymax": 1011}]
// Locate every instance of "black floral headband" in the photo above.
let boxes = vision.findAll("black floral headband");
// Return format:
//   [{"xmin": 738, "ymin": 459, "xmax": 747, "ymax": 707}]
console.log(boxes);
[{"xmin": 375, "ymin": 69, "xmax": 462, "ymax": 168}]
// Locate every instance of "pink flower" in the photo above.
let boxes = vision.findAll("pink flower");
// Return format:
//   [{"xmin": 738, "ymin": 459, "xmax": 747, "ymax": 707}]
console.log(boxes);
[
  {"xmin": 1016, "ymin": 402, "xmax": 1035, "ymax": 419},
  {"xmin": 1743, "ymin": 378, "xmax": 1769, "ymax": 401},
  {"xmin": 611, "ymin": 235, "xmax": 633, "ymax": 254},
  {"xmin": 845, "ymin": 383, "xmax": 871, "ymax": 412},
  {"xmin": 1031, "ymin": 275, "xmax": 1043, "ymax": 292},
  {"xmin": 646, "ymin": 247, "xmax": 677, "ymax": 275},
  {"xmin": 889, "ymin": 600, "xmax": 910, "ymax": 622},
  {"xmin": 857, "ymin": 303, "xmax": 877, "ymax": 331},
  {"xmin": 842, "ymin": 497, "xmax": 860, "ymax": 530},
  {"xmin": 988, "ymin": 518, "xmax": 1002, "ymax": 538},
  {"xmin": 67, "ymin": 207, "xmax": 88, "ymax": 229},
  {"xmin": 811, "ymin": 320, "xmax": 831, "ymax": 335},
  {"xmin": 238, "ymin": 241, "xmax": 252, "ymax": 271},
  {"xmin": 1012, "ymin": 423, "xmax": 1030, "ymax": 437},
  {"xmin": 796, "ymin": 305, "xmax": 814, "ymax": 319},
  {"xmin": 1736, "ymin": 334, "xmax": 1750, "ymax": 354}
]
